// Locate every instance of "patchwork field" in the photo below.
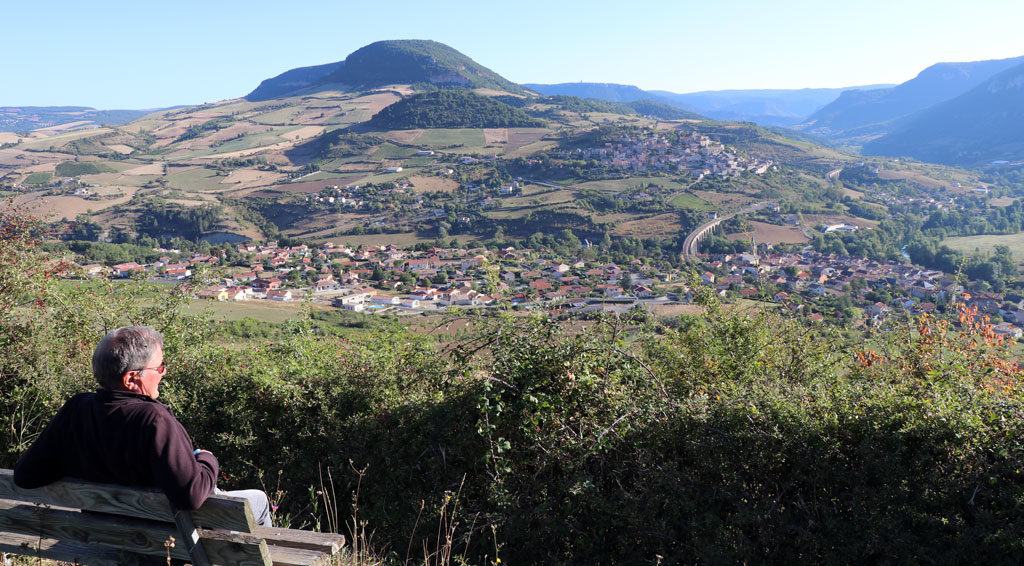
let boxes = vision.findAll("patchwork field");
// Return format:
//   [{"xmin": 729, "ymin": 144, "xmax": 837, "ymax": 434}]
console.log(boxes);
[
  {"xmin": 18, "ymin": 128, "xmax": 112, "ymax": 151},
  {"xmin": 10, "ymin": 186, "xmax": 138, "ymax": 218},
  {"xmin": 727, "ymin": 220, "xmax": 809, "ymax": 245},
  {"xmin": 0, "ymin": 133, "xmax": 21, "ymax": 144},
  {"xmin": 613, "ymin": 213, "xmax": 684, "ymax": 238}
]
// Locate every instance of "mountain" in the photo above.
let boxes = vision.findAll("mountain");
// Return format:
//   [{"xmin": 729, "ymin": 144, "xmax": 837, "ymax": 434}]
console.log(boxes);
[
  {"xmin": 246, "ymin": 40, "xmax": 523, "ymax": 101},
  {"xmin": 650, "ymin": 86, "xmax": 892, "ymax": 127},
  {"xmin": 862, "ymin": 60, "xmax": 1024, "ymax": 165},
  {"xmin": 801, "ymin": 55, "xmax": 1024, "ymax": 142},
  {"xmin": 244, "ymin": 61, "xmax": 345, "ymax": 102}
]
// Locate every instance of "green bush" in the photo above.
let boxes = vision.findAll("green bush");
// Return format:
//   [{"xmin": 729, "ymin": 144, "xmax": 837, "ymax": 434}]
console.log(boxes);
[{"xmin": 3, "ymin": 208, "xmax": 1024, "ymax": 564}]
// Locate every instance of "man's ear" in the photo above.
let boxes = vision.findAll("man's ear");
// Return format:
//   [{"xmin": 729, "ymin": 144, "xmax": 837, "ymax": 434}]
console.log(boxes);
[{"xmin": 120, "ymin": 371, "xmax": 138, "ymax": 392}]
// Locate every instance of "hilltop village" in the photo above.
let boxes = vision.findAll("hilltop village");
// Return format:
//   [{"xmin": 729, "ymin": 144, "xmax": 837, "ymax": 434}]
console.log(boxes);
[
  {"xmin": 562, "ymin": 130, "xmax": 774, "ymax": 178},
  {"xmin": 87, "ymin": 236, "xmax": 1024, "ymax": 339}
]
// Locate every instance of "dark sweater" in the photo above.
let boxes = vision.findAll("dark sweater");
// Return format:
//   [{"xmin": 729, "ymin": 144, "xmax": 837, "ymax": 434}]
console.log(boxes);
[{"xmin": 13, "ymin": 389, "xmax": 218, "ymax": 510}]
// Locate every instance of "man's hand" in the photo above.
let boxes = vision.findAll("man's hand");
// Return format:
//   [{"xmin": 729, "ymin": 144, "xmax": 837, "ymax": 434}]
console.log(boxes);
[{"xmin": 194, "ymin": 449, "xmax": 213, "ymax": 457}]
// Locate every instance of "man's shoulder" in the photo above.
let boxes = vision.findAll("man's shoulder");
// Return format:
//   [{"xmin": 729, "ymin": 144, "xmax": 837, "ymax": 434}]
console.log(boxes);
[{"xmin": 96, "ymin": 390, "xmax": 176, "ymax": 421}]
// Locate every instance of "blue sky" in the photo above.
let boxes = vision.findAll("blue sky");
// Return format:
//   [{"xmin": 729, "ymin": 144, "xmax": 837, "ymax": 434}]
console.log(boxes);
[{"xmin": 3, "ymin": 0, "xmax": 1023, "ymax": 109}]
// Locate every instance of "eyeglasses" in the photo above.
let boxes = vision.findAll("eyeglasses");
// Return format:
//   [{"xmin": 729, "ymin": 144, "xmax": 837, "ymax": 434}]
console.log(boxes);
[{"xmin": 133, "ymin": 361, "xmax": 166, "ymax": 375}]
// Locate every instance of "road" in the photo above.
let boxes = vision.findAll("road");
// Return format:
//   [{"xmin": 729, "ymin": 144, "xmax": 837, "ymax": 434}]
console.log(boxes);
[{"xmin": 680, "ymin": 201, "xmax": 776, "ymax": 257}]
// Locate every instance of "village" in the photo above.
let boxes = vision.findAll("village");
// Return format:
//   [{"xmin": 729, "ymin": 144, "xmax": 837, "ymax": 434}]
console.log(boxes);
[
  {"xmin": 561, "ymin": 129, "xmax": 774, "ymax": 178},
  {"xmin": 91, "ymin": 236, "xmax": 1024, "ymax": 340}
]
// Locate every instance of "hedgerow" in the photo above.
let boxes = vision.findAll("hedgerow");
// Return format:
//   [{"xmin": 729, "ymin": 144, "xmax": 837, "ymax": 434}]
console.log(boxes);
[{"xmin": 2, "ymin": 209, "xmax": 1023, "ymax": 564}]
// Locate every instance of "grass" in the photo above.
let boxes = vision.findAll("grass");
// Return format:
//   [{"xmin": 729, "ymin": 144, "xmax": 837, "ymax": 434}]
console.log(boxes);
[
  {"xmin": 17, "ymin": 128, "xmax": 113, "ymax": 150},
  {"xmin": 166, "ymin": 167, "xmax": 230, "ymax": 192},
  {"xmin": 409, "ymin": 129, "xmax": 487, "ymax": 149},
  {"xmin": 23, "ymin": 172, "xmax": 53, "ymax": 185},
  {"xmin": 943, "ymin": 232, "xmax": 1024, "ymax": 258},
  {"xmin": 372, "ymin": 143, "xmax": 417, "ymax": 159},
  {"xmin": 55, "ymin": 161, "xmax": 115, "ymax": 177},
  {"xmin": 184, "ymin": 297, "xmax": 332, "ymax": 323},
  {"xmin": 669, "ymin": 192, "xmax": 714, "ymax": 210},
  {"xmin": 574, "ymin": 176, "xmax": 691, "ymax": 192}
]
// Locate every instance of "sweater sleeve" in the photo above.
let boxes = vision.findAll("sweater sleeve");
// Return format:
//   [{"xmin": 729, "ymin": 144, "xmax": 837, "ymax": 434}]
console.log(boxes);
[
  {"xmin": 13, "ymin": 402, "xmax": 70, "ymax": 489},
  {"xmin": 148, "ymin": 410, "xmax": 219, "ymax": 510}
]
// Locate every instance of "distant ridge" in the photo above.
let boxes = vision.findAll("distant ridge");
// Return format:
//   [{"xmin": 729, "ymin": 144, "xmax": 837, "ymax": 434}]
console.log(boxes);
[
  {"xmin": 246, "ymin": 40, "xmax": 523, "ymax": 101},
  {"xmin": 524, "ymin": 82, "xmax": 891, "ymax": 127},
  {"xmin": 863, "ymin": 60, "xmax": 1024, "ymax": 165},
  {"xmin": 801, "ymin": 55, "xmax": 1024, "ymax": 142},
  {"xmin": 523, "ymin": 82, "xmax": 677, "ymax": 104}
]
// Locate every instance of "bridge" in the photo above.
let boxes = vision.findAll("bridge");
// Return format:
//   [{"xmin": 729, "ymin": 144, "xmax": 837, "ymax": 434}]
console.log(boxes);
[{"xmin": 680, "ymin": 201, "xmax": 776, "ymax": 258}]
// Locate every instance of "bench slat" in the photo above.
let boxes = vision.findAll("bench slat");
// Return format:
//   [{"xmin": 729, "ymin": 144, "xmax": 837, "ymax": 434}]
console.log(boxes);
[
  {"xmin": 0, "ymin": 499, "xmax": 273, "ymax": 565},
  {"xmin": 0, "ymin": 529, "xmax": 167, "ymax": 565},
  {"xmin": 266, "ymin": 543, "xmax": 336, "ymax": 566},
  {"xmin": 253, "ymin": 525, "xmax": 346, "ymax": 554},
  {"xmin": 0, "ymin": 468, "xmax": 256, "ymax": 532}
]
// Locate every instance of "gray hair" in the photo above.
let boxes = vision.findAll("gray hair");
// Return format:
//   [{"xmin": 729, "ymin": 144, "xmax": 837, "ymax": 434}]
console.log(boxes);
[{"xmin": 92, "ymin": 326, "xmax": 164, "ymax": 390}]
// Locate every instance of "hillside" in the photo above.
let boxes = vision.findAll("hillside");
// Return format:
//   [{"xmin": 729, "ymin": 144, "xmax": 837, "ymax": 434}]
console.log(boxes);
[
  {"xmin": 366, "ymin": 90, "xmax": 545, "ymax": 129},
  {"xmin": 246, "ymin": 40, "xmax": 523, "ymax": 101},
  {"xmin": 801, "ymin": 55, "xmax": 1024, "ymax": 142},
  {"xmin": 863, "ymin": 60, "xmax": 1024, "ymax": 165}
]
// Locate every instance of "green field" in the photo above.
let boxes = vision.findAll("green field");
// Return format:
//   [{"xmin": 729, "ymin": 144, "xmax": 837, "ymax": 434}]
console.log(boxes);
[
  {"xmin": 184, "ymin": 298, "xmax": 325, "ymax": 323},
  {"xmin": 372, "ymin": 143, "xmax": 417, "ymax": 158},
  {"xmin": 55, "ymin": 161, "xmax": 115, "ymax": 177},
  {"xmin": 574, "ymin": 176, "xmax": 691, "ymax": 192},
  {"xmin": 250, "ymin": 107, "xmax": 306, "ymax": 124},
  {"xmin": 23, "ymin": 172, "xmax": 53, "ymax": 185},
  {"xmin": 166, "ymin": 167, "xmax": 229, "ymax": 192},
  {"xmin": 669, "ymin": 192, "xmax": 714, "ymax": 210},
  {"xmin": 943, "ymin": 232, "xmax": 1024, "ymax": 259},
  {"xmin": 411, "ymin": 129, "xmax": 486, "ymax": 148},
  {"xmin": 18, "ymin": 128, "xmax": 113, "ymax": 151}
]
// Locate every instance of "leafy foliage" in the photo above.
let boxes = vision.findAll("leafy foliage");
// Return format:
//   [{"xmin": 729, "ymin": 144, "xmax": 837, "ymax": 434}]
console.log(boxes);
[
  {"xmin": 368, "ymin": 90, "xmax": 545, "ymax": 130},
  {"xmin": 3, "ymin": 210, "xmax": 1024, "ymax": 564}
]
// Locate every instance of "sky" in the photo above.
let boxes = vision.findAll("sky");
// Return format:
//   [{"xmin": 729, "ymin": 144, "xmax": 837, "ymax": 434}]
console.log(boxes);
[{"xmin": 4, "ymin": 0, "xmax": 1024, "ymax": 109}]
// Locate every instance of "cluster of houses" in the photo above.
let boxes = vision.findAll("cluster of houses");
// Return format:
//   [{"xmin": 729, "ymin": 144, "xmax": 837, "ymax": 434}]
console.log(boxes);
[
  {"xmin": 559, "ymin": 130, "xmax": 773, "ymax": 179},
  {"xmin": 73, "ymin": 237, "xmax": 1024, "ymax": 339}
]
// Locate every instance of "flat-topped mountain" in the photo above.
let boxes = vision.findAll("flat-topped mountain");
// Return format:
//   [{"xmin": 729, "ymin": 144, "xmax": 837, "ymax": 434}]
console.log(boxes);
[
  {"xmin": 246, "ymin": 40, "xmax": 523, "ymax": 101},
  {"xmin": 801, "ymin": 55, "xmax": 1024, "ymax": 141}
]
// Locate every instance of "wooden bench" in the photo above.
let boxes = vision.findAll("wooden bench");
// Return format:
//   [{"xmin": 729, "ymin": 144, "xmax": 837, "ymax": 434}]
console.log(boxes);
[{"xmin": 0, "ymin": 469, "xmax": 345, "ymax": 565}]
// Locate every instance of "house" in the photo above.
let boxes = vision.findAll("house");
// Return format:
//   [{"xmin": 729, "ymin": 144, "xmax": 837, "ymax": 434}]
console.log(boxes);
[
  {"xmin": 867, "ymin": 302, "xmax": 891, "ymax": 318},
  {"xmin": 111, "ymin": 262, "xmax": 144, "ymax": 278},
  {"xmin": 80, "ymin": 264, "xmax": 105, "ymax": 277},
  {"xmin": 267, "ymin": 289, "xmax": 293, "ymax": 302},
  {"xmin": 251, "ymin": 277, "xmax": 282, "ymax": 290}
]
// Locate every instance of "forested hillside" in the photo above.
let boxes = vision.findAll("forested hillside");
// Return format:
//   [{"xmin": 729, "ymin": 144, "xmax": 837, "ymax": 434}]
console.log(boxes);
[{"xmin": 367, "ymin": 90, "xmax": 546, "ymax": 129}]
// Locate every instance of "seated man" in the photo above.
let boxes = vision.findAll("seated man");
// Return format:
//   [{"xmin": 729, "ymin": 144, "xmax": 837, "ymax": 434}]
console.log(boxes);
[{"xmin": 13, "ymin": 326, "xmax": 272, "ymax": 526}]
